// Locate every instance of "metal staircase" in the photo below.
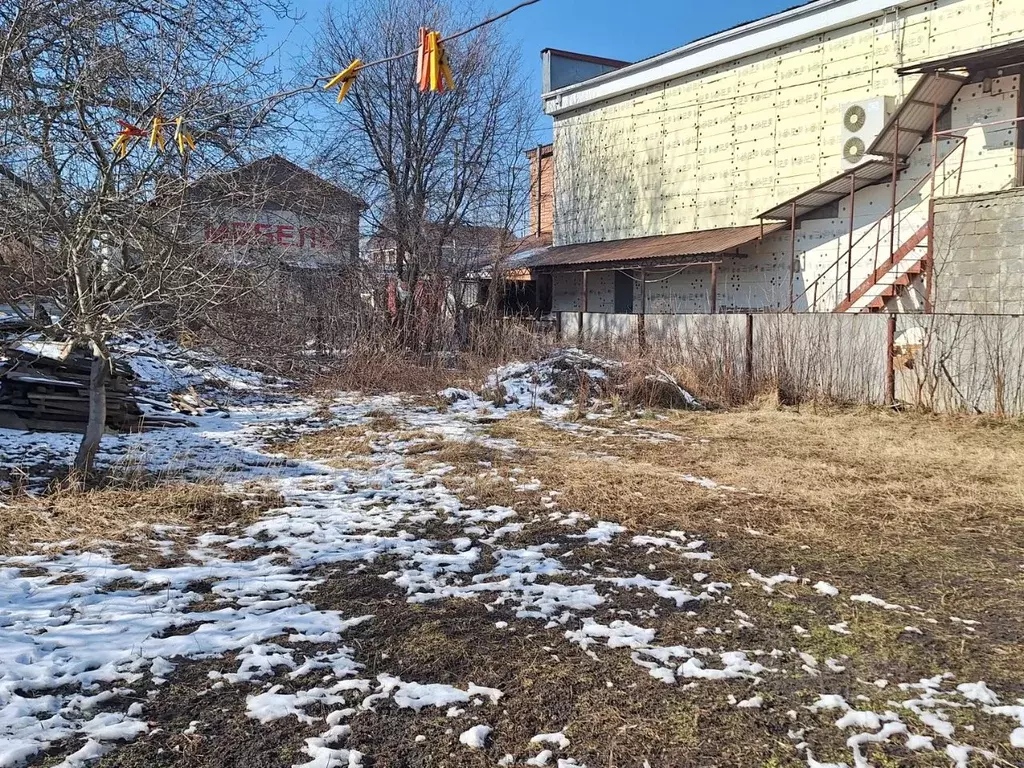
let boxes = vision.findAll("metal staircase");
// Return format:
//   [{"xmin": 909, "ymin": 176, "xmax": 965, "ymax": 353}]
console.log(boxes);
[
  {"xmin": 835, "ymin": 223, "xmax": 929, "ymax": 312},
  {"xmin": 780, "ymin": 72, "xmax": 971, "ymax": 315}
]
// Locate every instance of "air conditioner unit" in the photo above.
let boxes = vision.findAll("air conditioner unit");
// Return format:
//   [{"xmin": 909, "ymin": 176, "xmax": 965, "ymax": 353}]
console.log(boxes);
[{"xmin": 840, "ymin": 96, "xmax": 895, "ymax": 170}]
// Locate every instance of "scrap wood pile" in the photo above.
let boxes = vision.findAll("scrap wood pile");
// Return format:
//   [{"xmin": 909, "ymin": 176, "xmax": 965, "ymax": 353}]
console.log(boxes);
[{"xmin": 0, "ymin": 340, "xmax": 194, "ymax": 433}]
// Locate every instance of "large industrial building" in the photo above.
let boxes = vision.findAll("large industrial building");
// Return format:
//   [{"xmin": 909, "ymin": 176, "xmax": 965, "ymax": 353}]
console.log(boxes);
[{"xmin": 524, "ymin": 0, "xmax": 1024, "ymax": 317}]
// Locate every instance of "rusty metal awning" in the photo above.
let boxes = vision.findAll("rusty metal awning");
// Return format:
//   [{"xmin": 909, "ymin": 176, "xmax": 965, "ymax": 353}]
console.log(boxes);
[
  {"xmin": 758, "ymin": 160, "xmax": 903, "ymax": 221},
  {"xmin": 524, "ymin": 223, "xmax": 785, "ymax": 270},
  {"xmin": 897, "ymin": 40, "xmax": 1024, "ymax": 76},
  {"xmin": 867, "ymin": 73, "xmax": 968, "ymax": 158}
]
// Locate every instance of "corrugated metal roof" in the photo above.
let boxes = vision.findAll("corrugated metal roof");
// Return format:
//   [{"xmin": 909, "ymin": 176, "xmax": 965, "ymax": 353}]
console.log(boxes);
[
  {"xmin": 897, "ymin": 40, "xmax": 1024, "ymax": 76},
  {"xmin": 758, "ymin": 160, "xmax": 902, "ymax": 220},
  {"xmin": 868, "ymin": 73, "xmax": 968, "ymax": 158},
  {"xmin": 522, "ymin": 223, "xmax": 785, "ymax": 269}
]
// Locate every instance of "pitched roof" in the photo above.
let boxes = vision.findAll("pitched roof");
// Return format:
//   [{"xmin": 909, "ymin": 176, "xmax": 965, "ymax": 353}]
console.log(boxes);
[{"xmin": 186, "ymin": 155, "xmax": 365, "ymax": 213}]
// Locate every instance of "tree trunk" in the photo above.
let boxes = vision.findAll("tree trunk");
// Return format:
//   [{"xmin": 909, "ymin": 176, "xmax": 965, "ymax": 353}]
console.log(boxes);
[{"xmin": 73, "ymin": 349, "xmax": 109, "ymax": 477}]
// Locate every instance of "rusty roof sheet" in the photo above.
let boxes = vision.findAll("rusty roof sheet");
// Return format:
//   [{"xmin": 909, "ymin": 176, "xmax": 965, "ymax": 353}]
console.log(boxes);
[{"xmin": 523, "ymin": 223, "xmax": 784, "ymax": 269}]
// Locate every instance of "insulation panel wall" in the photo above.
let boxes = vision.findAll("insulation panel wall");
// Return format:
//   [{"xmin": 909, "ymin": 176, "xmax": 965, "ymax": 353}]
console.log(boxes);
[{"xmin": 553, "ymin": 0, "xmax": 1024, "ymax": 247}]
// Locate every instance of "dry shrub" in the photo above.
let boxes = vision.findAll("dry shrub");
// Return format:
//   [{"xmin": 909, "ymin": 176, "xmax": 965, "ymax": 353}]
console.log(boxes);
[
  {"xmin": 0, "ymin": 483, "xmax": 276, "ymax": 555},
  {"xmin": 618, "ymin": 364, "xmax": 703, "ymax": 410},
  {"xmin": 310, "ymin": 348, "xmax": 474, "ymax": 395}
]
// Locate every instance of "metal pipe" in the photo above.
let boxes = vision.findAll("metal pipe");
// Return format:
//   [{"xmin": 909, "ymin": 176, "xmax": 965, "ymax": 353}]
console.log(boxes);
[
  {"xmin": 710, "ymin": 263, "xmax": 718, "ymax": 314},
  {"xmin": 955, "ymin": 137, "xmax": 967, "ymax": 196},
  {"xmin": 926, "ymin": 102, "xmax": 938, "ymax": 314},
  {"xmin": 744, "ymin": 313, "xmax": 754, "ymax": 395},
  {"xmin": 846, "ymin": 171, "xmax": 856, "ymax": 304},
  {"xmin": 578, "ymin": 270, "xmax": 588, "ymax": 345},
  {"xmin": 789, "ymin": 202, "xmax": 797, "ymax": 311},
  {"xmin": 638, "ymin": 267, "xmax": 646, "ymax": 351},
  {"xmin": 888, "ymin": 117, "xmax": 900, "ymax": 264},
  {"xmin": 885, "ymin": 314, "xmax": 896, "ymax": 405}
]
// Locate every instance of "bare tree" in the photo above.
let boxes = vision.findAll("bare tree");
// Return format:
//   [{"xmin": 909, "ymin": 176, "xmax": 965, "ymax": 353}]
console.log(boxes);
[
  {"xmin": 309, "ymin": 0, "xmax": 536, "ymax": 349},
  {"xmin": 0, "ymin": 0, "xmax": 291, "ymax": 475}
]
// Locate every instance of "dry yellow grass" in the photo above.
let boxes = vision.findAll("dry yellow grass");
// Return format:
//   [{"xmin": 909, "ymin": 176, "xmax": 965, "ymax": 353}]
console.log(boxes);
[
  {"xmin": 452, "ymin": 409, "xmax": 1024, "ymax": 636},
  {"xmin": 481, "ymin": 407, "xmax": 1024, "ymax": 541},
  {"xmin": 0, "ymin": 483, "xmax": 275, "ymax": 556}
]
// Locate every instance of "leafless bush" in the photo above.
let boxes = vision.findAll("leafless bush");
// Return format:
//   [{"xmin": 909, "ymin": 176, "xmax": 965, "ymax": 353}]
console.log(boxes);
[
  {"xmin": 565, "ymin": 312, "xmax": 890, "ymax": 409},
  {"xmin": 899, "ymin": 314, "xmax": 1024, "ymax": 415}
]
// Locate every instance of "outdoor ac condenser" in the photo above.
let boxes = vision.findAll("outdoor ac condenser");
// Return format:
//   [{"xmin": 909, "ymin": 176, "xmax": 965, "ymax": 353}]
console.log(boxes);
[{"xmin": 840, "ymin": 96, "xmax": 895, "ymax": 170}]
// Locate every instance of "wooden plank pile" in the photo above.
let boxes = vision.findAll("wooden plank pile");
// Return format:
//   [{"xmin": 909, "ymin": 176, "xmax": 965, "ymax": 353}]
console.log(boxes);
[{"xmin": 0, "ymin": 342, "xmax": 193, "ymax": 433}]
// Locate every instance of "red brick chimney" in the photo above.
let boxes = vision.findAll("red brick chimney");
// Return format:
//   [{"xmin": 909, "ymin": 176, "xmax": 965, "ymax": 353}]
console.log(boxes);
[{"xmin": 526, "ymin": 144, "xmax": 553, "ymax": 239}]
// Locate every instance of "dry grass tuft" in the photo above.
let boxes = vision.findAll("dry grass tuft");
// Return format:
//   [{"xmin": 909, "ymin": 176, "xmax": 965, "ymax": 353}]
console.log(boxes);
[
  {"xmin": 0, "ymin": 483, "xmax": 277, "ymax": 556},
  {"xmin": 309, "ymin": 350, "xmax": 488, "ymax": 396},
  {"xmin": 272, "ymin": 424, "xmax": 375, "ymax": 463}
]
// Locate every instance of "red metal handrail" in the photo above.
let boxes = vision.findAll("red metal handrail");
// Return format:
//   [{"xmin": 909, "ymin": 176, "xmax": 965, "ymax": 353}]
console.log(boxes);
[{"xmin": 789, "ymin": 137, "xmax": 968, "ymax": 312}]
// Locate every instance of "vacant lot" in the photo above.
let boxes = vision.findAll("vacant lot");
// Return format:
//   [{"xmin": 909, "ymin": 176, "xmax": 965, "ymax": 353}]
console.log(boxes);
[{"xmin": 2, "ymin": 389, "xmax": 1023, "ymax": 768}]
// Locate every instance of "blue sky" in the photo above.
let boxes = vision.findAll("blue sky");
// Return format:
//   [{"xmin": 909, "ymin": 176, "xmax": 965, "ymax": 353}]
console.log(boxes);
[{"xmin": 266, "ymin": 0, "xmax": 801, "ymax": 144}]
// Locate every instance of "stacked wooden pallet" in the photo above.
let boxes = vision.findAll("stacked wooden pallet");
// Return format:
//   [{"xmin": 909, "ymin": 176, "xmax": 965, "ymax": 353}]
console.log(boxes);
[{"xmin": 0, "ymin": 343, "xmax": 193, "ymax": 433}]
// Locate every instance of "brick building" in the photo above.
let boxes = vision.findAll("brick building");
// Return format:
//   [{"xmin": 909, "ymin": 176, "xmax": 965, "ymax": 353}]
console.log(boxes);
[{"xmin": 186, "ymin": 155, "xmax": 364, "ymax": 272}]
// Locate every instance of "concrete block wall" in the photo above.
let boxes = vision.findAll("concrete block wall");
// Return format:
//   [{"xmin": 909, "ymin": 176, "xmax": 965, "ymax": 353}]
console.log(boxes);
[{"xmin": 932, "ymin": 189, "xmax": 1024, "ymax": 315}]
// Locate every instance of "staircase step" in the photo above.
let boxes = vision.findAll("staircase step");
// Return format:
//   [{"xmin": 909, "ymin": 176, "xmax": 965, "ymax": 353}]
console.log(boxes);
[{"xmin": 836, "ymin": 222, "xmax": 930, "ymax": 313}]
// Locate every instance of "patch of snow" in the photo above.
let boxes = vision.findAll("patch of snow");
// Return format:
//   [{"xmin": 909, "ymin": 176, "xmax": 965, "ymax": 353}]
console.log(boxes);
[
  {"xmin": 849, "ymin": 593, "xmax": 903, "ymax": 611},
  {"xmin": 531, "ymin": 732, "xmax": 570, "ymax": 750},
  {"xmin": 813, "ymin": 581, "xmax": 839, "ymax": 597},
  {"xmin": 458, "ymin": 724, "xmax": 491, "ymax": 749}
]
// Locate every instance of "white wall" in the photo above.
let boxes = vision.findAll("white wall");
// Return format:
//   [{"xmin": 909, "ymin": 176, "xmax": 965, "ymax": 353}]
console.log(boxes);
[{"xmin": 548, "ymin": 75, "xmax": 1021, "ymax": 316}]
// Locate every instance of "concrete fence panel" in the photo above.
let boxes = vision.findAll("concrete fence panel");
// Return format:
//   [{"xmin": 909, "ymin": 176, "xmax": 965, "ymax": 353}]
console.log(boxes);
[
  {"xmin": 554, "ymin": 310, "xmax": 1024, "ymax": 414},
  {"xmin": 896, "ymin": 314, "xmax": 1024, "ymax": 415},
  {"xmin": 584, "ymin": 312, "xmax": 637, "ymax": 342},
  {"xmin": 753, "ymin": 313, "xmax": 888, "ymax": 404}
]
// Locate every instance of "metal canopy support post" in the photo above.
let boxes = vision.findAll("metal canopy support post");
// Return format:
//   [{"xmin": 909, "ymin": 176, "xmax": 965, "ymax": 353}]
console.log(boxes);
[
  {"xmin": 846, "ymin": 171, "xmax": 856, "ymax": 305},
  {"xmin": 926, "ymin": 102, "xmax": 939, "ymax": 314},
  {"xmin": 638, "ymin": 267, "xmax": 647, "ymax": 351},
  {"xmin": 744, "ymin": 313, "xmax": 754, "ymax": 395},
  {"xmin": 710, "ymin": 262, "xmax": 719, "ymax": 314},
  {"xmin": 578, "ymin": 270, "xmax": 588, "ymax": 345},
  {"xmin": 788, "ymin": 202, "xmax": 797, "ymax": 311},
  {"xmin": 885, "ymin": 314, "xmax": 896, "ymax": 405}
]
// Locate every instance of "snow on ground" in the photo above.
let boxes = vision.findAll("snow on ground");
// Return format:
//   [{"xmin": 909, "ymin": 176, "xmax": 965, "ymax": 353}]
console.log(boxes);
[
  {"xmin": 442, "ymin": 347, "xmax": 700, "ymax": 422},
  {"xmin": 0, "ymin": 349, "xmax": 1022, "ymax": 767}
]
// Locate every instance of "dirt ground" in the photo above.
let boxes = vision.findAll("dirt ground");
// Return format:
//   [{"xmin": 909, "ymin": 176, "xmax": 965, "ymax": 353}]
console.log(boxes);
[{"xmin": 7, "ymin": 399, "xmax": 1024, "ymax": 768}]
